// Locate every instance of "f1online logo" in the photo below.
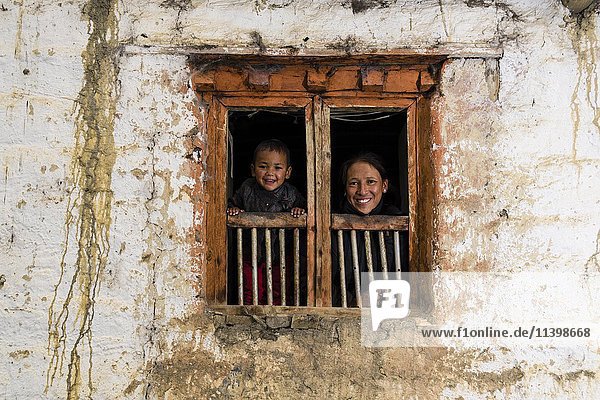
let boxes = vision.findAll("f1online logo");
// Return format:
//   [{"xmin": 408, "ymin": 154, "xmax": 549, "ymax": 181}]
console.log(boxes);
[{"xmin": 369, "ymin": 280, "xmax": 411, "ymax": 331}]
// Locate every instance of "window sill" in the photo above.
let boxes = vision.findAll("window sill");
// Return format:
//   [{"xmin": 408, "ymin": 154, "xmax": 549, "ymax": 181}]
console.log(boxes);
[
  {"xmin": 207, "ymin": 304, "xmax": 430, "ymax": 325},
  {"xmin": 208, "ymin": 304, "xmax": 362, "ymax": 317}
]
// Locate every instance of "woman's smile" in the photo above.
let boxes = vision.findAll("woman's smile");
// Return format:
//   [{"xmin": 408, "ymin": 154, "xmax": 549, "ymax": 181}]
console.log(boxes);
[{"xmin": 345, "ymin": 161, "xmax": 388, "ymax": 214}]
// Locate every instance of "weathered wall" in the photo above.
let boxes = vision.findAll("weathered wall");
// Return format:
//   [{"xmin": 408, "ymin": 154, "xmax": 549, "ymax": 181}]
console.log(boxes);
[{"xmin": 1, "ymin": 0, "xmax": 599, "ymax": 399}]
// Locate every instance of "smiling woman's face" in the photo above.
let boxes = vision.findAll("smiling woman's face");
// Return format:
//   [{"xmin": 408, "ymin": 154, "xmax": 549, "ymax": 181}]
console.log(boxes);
[{"xmin": 345, "ymin": 161, "xmax": 388, "ymax": 215}]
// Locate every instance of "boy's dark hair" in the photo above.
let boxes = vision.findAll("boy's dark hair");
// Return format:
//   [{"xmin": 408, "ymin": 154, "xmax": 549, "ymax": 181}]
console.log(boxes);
[
  {"xmin": 253, "ymin": 139, "xmax": 292, "ymax": 165},
  {"xmin": 339, "ymin": 152, "xmax": 389, "ymax": 186}
]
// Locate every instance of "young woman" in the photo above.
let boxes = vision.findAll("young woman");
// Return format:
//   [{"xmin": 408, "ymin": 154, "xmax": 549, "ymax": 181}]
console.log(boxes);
[{"xmin": 332, "ymin": 153, "xmax": 405, "ymax": 307}]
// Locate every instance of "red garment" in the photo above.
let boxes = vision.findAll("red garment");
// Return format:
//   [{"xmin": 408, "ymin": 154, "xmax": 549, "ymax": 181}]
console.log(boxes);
[{"xmin": 243, "ymin": 260, "xmax": 292, "ymax": 305}]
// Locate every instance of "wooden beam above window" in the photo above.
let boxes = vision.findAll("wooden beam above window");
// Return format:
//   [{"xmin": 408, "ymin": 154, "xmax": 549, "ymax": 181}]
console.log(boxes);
[
  {"xmin": 360, "ymin": 67, "xmax": 385, "ymax": 92},
  {"xmin": 191, "ymin": 62, "xmax": 441, "ymax": 95},
  {"xmin": 418, "ymin": 70, "xmax": 436, "ymax": 92},
  {"xmin": 304, "ymin": 69, "xmax": 329, "ymax": 92},
  {"xmin": 247, "ymin": 69, "xmax": 271, "ymax": 91}
]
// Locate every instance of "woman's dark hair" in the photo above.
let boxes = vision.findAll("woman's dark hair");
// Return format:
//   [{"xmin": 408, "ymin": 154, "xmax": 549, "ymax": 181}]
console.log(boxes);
[
  {"xmin": 253, "ymin": 139, "xmax": 292, "ymax": 165},
  {"xmin": 339, "ymin": 152, "xmax": 389, "ymax": 186}
]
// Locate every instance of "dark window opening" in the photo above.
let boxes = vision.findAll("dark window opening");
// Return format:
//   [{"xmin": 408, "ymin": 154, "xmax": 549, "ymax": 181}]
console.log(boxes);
[
  {"xmin": 227, "ymin": 109, "xmax": 307, "ymax": 201},
  {"xmin": 226, "ymin": 109, "xmax": 308, "ymax": 305},
  {"xmin": 330, "ymin": 110, "xmax": 408, "ymax": 215},
  {"xmin": 330, "ymin": 109, "xmax": 410, "ymax": 280}
]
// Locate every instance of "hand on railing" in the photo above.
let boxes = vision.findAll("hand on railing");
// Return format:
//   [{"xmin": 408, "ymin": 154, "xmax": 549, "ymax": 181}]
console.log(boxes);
[
  {"xmin": 226, "ymin": 212, "xmax": 307, "ymax": 228},
  {"xmin": 290, "ymin": 207, "xmax": 305, "ymax": 218},
  {"xmin": 227, "ymin": 206, "xmax": 244, "ymax": 216}
]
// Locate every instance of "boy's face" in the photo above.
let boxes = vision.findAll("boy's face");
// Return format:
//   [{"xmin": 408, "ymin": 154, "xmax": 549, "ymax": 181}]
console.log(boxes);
[{"xmin": 251, "ymin": 149, "xmax": 292, "ymax": 192}]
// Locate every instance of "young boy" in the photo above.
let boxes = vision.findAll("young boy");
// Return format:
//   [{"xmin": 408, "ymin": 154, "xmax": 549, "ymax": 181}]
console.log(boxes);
[{"xmin": 227, "ymin": 139, "xmax": 306, "ymax": 305}]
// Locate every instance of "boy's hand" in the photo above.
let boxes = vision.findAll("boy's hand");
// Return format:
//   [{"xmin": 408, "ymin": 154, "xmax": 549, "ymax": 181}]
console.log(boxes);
[
  {"xmin": 227, "ymin": 207, "xmax": 244, "ymax": 216},
  {"xmin": 290, "ymin": 207, "xmax": 305, "ymax": 218}
]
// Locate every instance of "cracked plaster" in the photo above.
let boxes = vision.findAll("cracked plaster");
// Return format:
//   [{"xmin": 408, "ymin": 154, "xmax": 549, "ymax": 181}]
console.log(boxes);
[{"xmin": 0, "ymin": 0, "xmax": 599, "ymax": 399}]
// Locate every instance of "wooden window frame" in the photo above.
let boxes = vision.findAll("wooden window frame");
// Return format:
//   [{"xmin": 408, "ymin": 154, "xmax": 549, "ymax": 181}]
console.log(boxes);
[{"xmin": 192, "ymin": 56, "xmax": 440, "ymax": 310}]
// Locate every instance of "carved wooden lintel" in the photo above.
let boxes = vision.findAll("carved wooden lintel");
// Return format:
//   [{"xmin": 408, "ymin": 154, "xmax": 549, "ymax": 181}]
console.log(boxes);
[
  {"xmin": 304, "ymin": 69, "xmax": 329, "ymax": 92},
  {"xmin": 247, "ymin": 69, "xmax": 271, "ymax": 91},
  {"xmin": 360, "ymin": 67, "xmax": 385, "ymax": 92},
  {"xmin": 418, "ymin": 70, "xmax": 436, "ymax": 92}
]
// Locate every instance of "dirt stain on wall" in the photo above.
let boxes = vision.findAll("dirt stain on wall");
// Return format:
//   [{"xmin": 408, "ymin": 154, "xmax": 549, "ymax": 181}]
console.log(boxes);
[
  {"xmin": 14, "ymin": 0, "xmax": 24, "ymax": 58},
  {"xmin": 140, "ymin": 314, "xmax": 532, "ymax": 399},
  {"xmin": 46, "ymin": 0, "xmax": 119, "ymax": 398},
  {"xmin": 348, "ymin": 0, "xmax": 393, "ymax": 14},
  {"xmin": 438, "ymin": 0, "xmax": 450, "ymax": 37},
  {"xmin": 568, "ymin": 8, "xmax": 600, "ymax": 161}
]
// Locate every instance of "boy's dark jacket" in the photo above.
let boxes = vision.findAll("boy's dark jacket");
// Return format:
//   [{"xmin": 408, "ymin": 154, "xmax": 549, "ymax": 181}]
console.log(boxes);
[
  {"xmin": 228, "ymin": 178, "xmax": 306, "ymax": 213},
  {"xmin": 228, "ymin": 178, "xmax": 307, "ymax": 263}
]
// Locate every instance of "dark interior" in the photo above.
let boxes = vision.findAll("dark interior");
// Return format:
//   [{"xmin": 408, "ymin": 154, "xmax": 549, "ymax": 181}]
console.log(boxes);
[
  {"xmin": 226, "ymin": 108, "xmax": 409, "ymax": 304},
  {"xmin": 227, "ymin": 109, "xmax": 308, "ymax": 201},
  {"xmin": 227, "ymin": 108, "xmax": 409, "ymax": 213},
  {"xmin": 330, "ymin": 109, "xmax": 408, "ymax": 214}
]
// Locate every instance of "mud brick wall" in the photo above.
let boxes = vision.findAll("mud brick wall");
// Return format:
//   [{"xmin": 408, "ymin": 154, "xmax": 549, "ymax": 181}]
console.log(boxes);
[{"xmin": 1, "ymin": 1, "xmax": 599, "ymax": 398}]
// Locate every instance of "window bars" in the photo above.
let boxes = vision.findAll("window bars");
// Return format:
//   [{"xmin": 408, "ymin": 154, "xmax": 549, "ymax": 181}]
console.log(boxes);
[
  {"xmin": 226, "ymin": 212, "xmax": 408, "ymax": 308},
  {"xmin": 331, "ymin": 214, "xmax": 408, "ymax": 308},
  {"xmin": 227, "ymin": 212, "xmax": 306, "ymax": 306}
]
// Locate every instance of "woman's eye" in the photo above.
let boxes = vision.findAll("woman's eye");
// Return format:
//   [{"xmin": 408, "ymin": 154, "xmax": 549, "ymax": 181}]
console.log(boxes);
[{"xmin": 367, "ymin": 179, "xmax": 376, "ymax": 185}]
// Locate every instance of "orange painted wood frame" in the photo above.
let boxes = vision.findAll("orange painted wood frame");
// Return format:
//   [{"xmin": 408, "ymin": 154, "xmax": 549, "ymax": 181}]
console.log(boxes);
[
  {"xmin": 204, "ymin": 96, "xmax": 314, "ymax": 305},
  {"xmin": 197, "ymin": 59, "xmax": 440, "ymax": 309}
]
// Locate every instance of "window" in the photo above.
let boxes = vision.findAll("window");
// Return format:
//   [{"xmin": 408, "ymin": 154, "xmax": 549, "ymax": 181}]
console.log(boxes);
[{"xmin": 191, "ymin": 56, "xmax": 441, "ymax": 309}]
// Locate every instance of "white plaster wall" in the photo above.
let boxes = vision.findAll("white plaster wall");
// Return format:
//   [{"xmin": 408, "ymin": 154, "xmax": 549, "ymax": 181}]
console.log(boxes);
[{"xmin": 1, "ymin": 0, "xmax": 599, "ymax": 399}]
